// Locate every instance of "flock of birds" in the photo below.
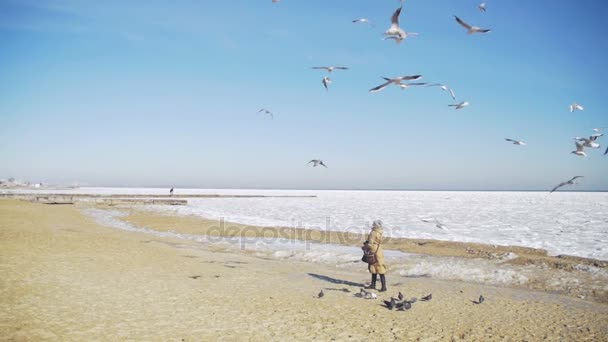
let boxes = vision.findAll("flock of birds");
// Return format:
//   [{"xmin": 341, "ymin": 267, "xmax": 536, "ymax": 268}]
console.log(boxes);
[
  {"xmin": 262, "ymin": 0, "xmax": 606, "ymax": 194},
  {"xmin": 317, "ymin": 288, "xmax": 486, "ymax": 312}
]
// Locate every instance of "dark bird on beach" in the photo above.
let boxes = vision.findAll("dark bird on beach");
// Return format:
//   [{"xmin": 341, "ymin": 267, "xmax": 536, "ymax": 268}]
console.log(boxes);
[
  {"xmin": 550, "ymin": 176, "xmax": 584, "ymax": 193},
  {"xmin": 398, "ymin": 291, "xmax": 404, "ymax": 301},
  {"xmin": 318, "ymin": 290, "xmax": 324, "ymax": 298},
  {"xmin": 478, "ymin": 295, "xmax": 485, "ymax": 304},
  {"xmin": 401, "ymin": 301, "xmax": 412, "ymax": 310},
  {"xmin": 188, "ymin": 275, "xmax": 201, "ymax": 279},
  {"xmin": 420, "ymin": 294, "xmax": 432, "ymax": 301},
  {"xmin": 384, "ymin": 298, "xmax": 397, "ymax": 310}
]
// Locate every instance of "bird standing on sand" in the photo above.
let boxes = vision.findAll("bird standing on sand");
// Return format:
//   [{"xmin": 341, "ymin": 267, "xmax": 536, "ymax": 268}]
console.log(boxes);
[
  {"xmin": 478, "ymin": 295, "xmax": 485, "ymax": 304},
  {"xmin": 384, "ymin": 298, "xmax": 397, "ymax": 310},
  {"xmin": 421, "ymin": 294, "xmax": 432, "ymax": 301},
  {"xmin": 454, "ymin": 16, "xmax": 491, "ymax": 34},
  {"xmin": 448, "ymin": 101, "xmax": 470, "ymax": 110},
  {"xmin": 369, "ymin": 75, "xmax": 423, "ymax": 92},
  {"xmin": 398, "ymin": 291, "xmax": 404, "ymax": 301},
  {"xmin": 401, "ymin": 301, "xmax": 412, "ymax": 310},
  {"xmin": 322, "ymin": 76, "xmax": 332, "ymax": 91},
  {"xmin": 318, "ymin": 290, "xmax": 324, "ymax": 298},
  {"xmin": 550, "ymin": 176, "xmax": 584, "ymax": 193},
  {"xmin": 505, "ymin": 138, "xmax": 526, "ymax": 146},
  {"xmin": 311, "ymin": 66, "xmax": 349, "ymax": 73},
  {"xmin": 308, "ymin": 159, "xmax": 327, "ymax": 168},
  {"xmin": 570, "ymin": 102, "xmax": 584, "ymax": 112}
]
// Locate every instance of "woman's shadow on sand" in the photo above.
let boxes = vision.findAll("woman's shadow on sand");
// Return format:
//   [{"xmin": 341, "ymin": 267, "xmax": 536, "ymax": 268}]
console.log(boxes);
[{"xmin": 308, "ymin": 273, "xmax": 364, "ymax": 287}]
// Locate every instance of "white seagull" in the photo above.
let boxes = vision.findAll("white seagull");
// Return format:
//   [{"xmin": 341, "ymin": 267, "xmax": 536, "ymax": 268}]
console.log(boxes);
[
  {"xmin": 311, "ymin": 66, "xmax": 349, "ymax": 73},
  {"xmin": 384, "ymin": 7, "xmax": 407, "ymax": 40},
  {"xmin": 454, "ymin": 16, "xmax": 491, "ymax": 34},
  {"xmin": 505, "ymin": 138, "xmax": 526, "ymax": 146},
  {"xmin": 576, "ymin": 134, "xmax": 603, "ymax": 149},
  {"xmin": 369, "ymin": 75, "xmax": 423, "ymax": 92},
  {"xmin": 352, "ymin": 18, "xmax": 374, "ymax": 27},
  {"xmin": 398, "ymin": 82, "xmax": 427, "ymax": 90},
  {"xmin": 570, "ymin": 102, "xmax": 584, "ymax": 112},
  {"xmin": 571, "ymin": 141, "xmax": 587, "ymax": 157},
  {"xmin": 550, "ymin": 176, "xmax": 584, "ymax": 193},
  {"xmin": 448, "ymin": 101, "xmax": 470, "ymax": 109},
  {"xmin": 421, "ymin": 219, "xmax": 447, "ymax": 230},
  {"xmin": 322, "ymin": 76, "xmax": 332, "ymax": 91},
  {"xmin": 258, "ymin": 108, "xmax": 274, "ymax": 119},
  {"xmin": 428, "ymin": 83, "xmax": 456, "ymax": 100},
  {"xmin": 478, "ymin": 2, "xmax": 487, "ymax": 12},
  {"xmin": 382, "ymin": 31, "xmax": 419, "ymax": 44},
  {"xmin": 308, "ymin": 160, "xmax": 327, "ymax": 168}
]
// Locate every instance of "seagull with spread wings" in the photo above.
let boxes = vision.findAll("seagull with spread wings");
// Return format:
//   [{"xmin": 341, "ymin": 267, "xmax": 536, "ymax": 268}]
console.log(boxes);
[
  {"xmin": 308, "ymin": 160, "xmax": 328, "ymax": 168},
  {"xmin": 369, "ymin": 75, "xmax": 422, "ymax": 92},
  {"xmin": 550, "ymin": 176, "xmax": 584, "ymax": 193},
  {"xmin": 322, "ymin": 76, "xmax": 332, "ymax": 91},
  {"xmin": 454, "ymin": 16, "xmax": 491, "ymax": 34},
  {"xmin": 352, "ymin": 18, "xmax": 374, "ymax": 27},
  {"xmin": 448, "ymin": 101, "xmax": 470, "ymax": 109},
  {"xmin": 505, "ymin": 138, "xmax": 526, "ymax": 146},
  {"xmin": 311, "ymin": 66, "xmax": 349, "ymax": 73},
  {"xmin": 428, "ymin": 83, "xmax": 456, "ymax": 100},
  {"xmin": 570, "ymin": 102, "xmax": 584, "ymax": 112},
  {"xmin": 571, "ymin": 141, "xmax": 587, "ymax": 157},
  {"xmin": 258, "ymin": 108, "xmax": 274, "ymax": 119},
  {"xmin": 576, "ymin": 134, "xmax": 603, "ymax": 149},
  {"xmin": 478, "ymin": 2, "xmax": 487, "ymax": 12}
]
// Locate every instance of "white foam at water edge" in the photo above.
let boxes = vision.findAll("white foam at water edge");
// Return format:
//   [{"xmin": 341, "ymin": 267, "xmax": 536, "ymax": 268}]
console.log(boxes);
[{"xmin": 11, "ymin": 187, "xmax": 608, "ymax": 260}]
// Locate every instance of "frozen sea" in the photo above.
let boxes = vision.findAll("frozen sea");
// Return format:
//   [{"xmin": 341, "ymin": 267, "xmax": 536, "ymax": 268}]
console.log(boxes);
[{"xmin": 9, "ymin": 187, "xmax": 608, "ymax": 261}]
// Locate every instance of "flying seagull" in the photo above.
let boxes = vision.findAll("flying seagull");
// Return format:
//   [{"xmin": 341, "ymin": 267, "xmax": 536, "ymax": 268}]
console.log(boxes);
[
  {"xmin": 478, "ymin": 2, "xmax": 487, "ymax": 12},
  {"xmin": 308, "ymin": 159, "xmax": 327, "ymax": 168},
  {"xmin": 352, "ymin": 18, "xmax": 374, "ymax": 27},
  {"xmin": 421, "ymin": 218, "xmax": 446, "ymax": 230},
  {"xmin": 454, "ymin": 16, "xmax": 491, "ymax": 34},
  {"xmin": 592, "ymin": 127, "xmax": 607, "ymax": 132},
  {"xmin": 398, "ymin": 82, "xmax": 427, "ymax": 90},
  {"xmin": 382, "ymin": 31, "xmax": 419, "ymax": 44},
  {"xmin": 428, "ymin": 83, "xmax": 456, "ymax": 100},
  {"xmin": 448, "ymin": 101, "xmax": 470, "ymax": 109},
  {"xmin": 570, "ymin": 102, "xmax": 584, "ymax": 112},
  {"xmin": 576, "ymin": 134, "xmax": 603, "ymax": 149},
  {"xmin": 384, "ymin": 7, "xmax": 406, "ymax": 39},
  {"xmin": 311, "ymin": 66, "xmax": 348, "ymax": 73},
  {"xmin": 571, "ymin": 141, "xmax": 587, "ymax": 157},
  {"xmin": 369, "ymin": 75, "xmax": 423, "ymax": 92},
  {"xmin": 258, "ymin": 108, "xmax": 274, "ymax": 119},
  {"xmin": 550, "ymin": 176, "xmax": 584, "ymax": 193},
  {"xmin": 505, "ymin": 138, "xmax": 526, "ymax": 146},
  {"xmin": 322, "ymin": 76, "xmax": 332, "ymax": 91},
  {"xmin": 605, "ymin": 146, "xmax": 608, "ymax": 155}
]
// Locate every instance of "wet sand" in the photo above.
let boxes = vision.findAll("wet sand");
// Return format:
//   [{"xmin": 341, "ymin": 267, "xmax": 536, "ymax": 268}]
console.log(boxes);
[{"xmin": 1, "ymin": 200, "xmax": 607, "ymax": 341}]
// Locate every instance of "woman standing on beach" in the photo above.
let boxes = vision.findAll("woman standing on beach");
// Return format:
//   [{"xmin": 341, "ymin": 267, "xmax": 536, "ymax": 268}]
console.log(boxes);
[{"xmin": 365, "ymin": 220, "xmax": 387, "ymax": 292}]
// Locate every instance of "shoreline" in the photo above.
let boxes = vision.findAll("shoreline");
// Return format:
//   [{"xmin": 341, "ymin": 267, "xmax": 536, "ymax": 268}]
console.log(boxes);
[{"xmin": 1, "ymin": 199, "xmax": 608, "ymax": 340}]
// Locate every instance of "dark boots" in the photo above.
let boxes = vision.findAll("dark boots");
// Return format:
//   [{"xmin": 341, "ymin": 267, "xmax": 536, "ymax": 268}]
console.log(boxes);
[
  {"xmin": 379, "ymin": 274, "xmax": 387, "ymax": 292},
  {"xmin": 365, "ymin": 273, "xmax": 377, "ymax": 289}
]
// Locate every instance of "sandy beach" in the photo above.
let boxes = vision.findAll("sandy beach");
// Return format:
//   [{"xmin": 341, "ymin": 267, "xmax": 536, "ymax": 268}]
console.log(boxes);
[{"xmin": 1, "ymin": 199, "xmax": 608, "ymax": 341}]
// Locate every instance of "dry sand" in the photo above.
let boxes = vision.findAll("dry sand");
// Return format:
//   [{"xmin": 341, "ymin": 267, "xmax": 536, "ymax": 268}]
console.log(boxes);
[{"xmin": 1, "ymin": 200, "xmax": 607, "ymax": 341}]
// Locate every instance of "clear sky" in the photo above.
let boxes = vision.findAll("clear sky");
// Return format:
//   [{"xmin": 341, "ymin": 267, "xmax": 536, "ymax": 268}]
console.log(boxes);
[{"xmin": 1, "ymin": 0, "xmax": 607, "ymax": 190}]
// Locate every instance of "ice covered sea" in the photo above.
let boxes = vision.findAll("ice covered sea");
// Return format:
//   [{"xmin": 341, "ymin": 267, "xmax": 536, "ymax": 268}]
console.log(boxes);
[{"xmin": 11, "ymin": 187, "xmax": 608, "ymax": 261}]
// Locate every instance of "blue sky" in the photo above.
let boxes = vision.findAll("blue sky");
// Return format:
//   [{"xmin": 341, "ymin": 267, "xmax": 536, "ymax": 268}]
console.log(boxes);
[{"xmin": 0, "ymin": 0, "xmax": 607, "ymax": 190}]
